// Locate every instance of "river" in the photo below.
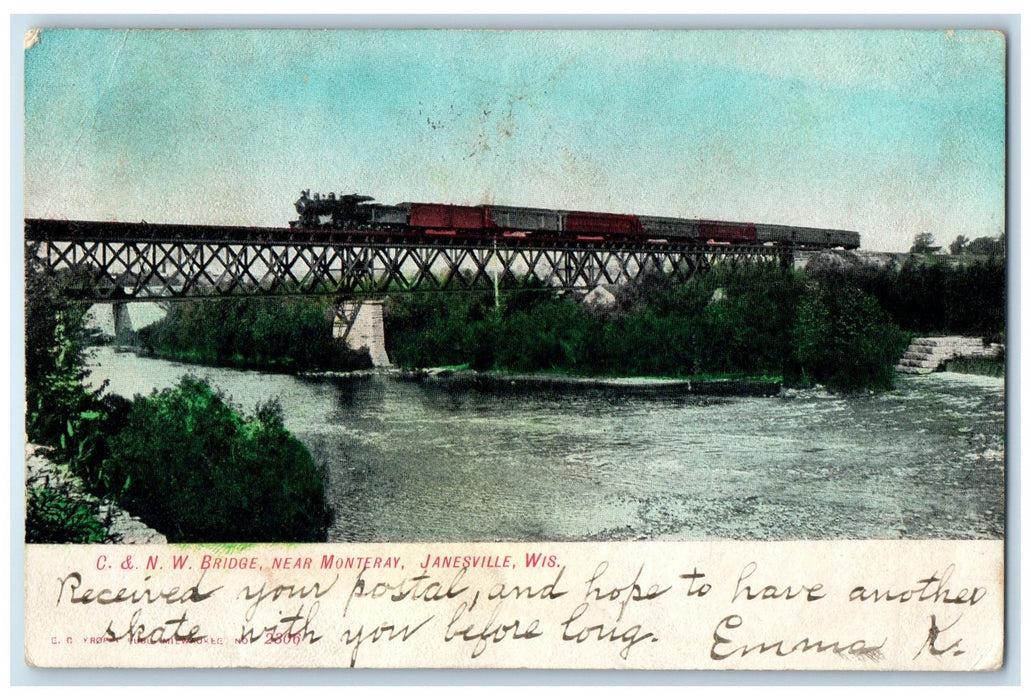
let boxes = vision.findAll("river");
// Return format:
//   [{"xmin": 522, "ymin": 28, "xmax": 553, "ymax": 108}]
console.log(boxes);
[{"xmin": 85, "ymin": 347, "xmax": 1005, "ymax": 542}]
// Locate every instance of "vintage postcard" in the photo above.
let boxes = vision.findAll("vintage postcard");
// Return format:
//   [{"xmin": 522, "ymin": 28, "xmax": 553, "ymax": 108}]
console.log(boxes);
[{"xmin": 20, "ymin": 28, "xmax": 1007, "ymax": 670}]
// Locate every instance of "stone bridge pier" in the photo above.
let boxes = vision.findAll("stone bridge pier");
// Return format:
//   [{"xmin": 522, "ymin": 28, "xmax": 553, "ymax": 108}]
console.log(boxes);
[
  {"xmin": 332, "ymin": 300, "xmax": 392, "ymax": 367},
  {"xmin": 112, "ymin": 301, "xmax": 136, "ymax": 346}
]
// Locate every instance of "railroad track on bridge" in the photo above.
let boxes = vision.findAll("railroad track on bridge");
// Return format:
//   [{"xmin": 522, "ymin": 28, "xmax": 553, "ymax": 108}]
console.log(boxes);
[{"xmin": 25, "ymin": 218, "xmax": 793, "ymax": 301}]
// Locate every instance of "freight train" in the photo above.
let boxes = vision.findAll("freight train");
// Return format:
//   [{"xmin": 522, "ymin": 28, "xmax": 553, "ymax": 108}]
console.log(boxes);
[{"xmin": 291, "ymin": 190, "xmax": 861, "ymax": 249}]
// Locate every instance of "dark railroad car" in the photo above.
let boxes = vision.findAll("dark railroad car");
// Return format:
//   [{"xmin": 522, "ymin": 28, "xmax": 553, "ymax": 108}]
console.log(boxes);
[
  {"xmin": 755, "ymin": 223, "xmax": 861, "ymax": 250},
  {"xmin": 838, "ymin": 231, "xmax": 860, "ymax": 249},
  {"xmin": 638, "ymin": 215, "xmax": 699, "ymax": 240},
  {"xmin": 825, "ymin": 229, "xmax": 861, "ymax": 249},
  {"xmin": 486, "ymin": 205, "xmax": 563, "ymax": 233}
]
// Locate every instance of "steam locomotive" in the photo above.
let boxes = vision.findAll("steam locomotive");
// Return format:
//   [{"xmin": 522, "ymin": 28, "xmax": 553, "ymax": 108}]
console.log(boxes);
[{"xmin": 291, "ymin": 190, "xmax": 861, "ymax": 249}]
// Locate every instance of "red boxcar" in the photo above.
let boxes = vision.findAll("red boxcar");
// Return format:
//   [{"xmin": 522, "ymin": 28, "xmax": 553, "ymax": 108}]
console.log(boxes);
[
  {"xmin": 698, "ymin": 220, "xmax": 757, "ymax": 243},
  {"xmin": 408, "ymin": 203, "xmax": 486, "ymax": 230},
  {"xmin": 565, "ymin": 212, "xmax": 642, "ymax": 237}
]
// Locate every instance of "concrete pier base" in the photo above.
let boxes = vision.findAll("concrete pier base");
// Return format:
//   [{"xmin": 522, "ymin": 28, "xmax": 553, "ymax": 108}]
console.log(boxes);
[{"xmin": 333, "ymin": 300, "xmax": 392, "ymax": 367}]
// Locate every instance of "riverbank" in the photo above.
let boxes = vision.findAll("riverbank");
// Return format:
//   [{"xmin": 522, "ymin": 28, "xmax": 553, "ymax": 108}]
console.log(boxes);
[
  {"xmin": 942, "ymin": 355, "xmax": 1006, "ymax": 378},
  {"xmin": 403, "ymin": 368, "xmax": 782, "ymax": 397},
  {"xmin": 124, "ymin": 347, "xmax": 785, "ymax": 397},
  {"xmin": 297, "ymin": 365, "xmax": 782, "ymax": 396},
  {"xmin": 132, "ymin": 343, "xmax": 372, "ymax": 374},
  {"xmin": 25, "ymin": 443, "xmax": 167, "ymax": 544}
]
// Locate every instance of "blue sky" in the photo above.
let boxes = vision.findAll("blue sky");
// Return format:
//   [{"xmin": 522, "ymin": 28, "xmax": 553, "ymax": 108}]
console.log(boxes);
[{"xmin": 23, "ymin": 29, "xmax": 1005, "ymax": 252}]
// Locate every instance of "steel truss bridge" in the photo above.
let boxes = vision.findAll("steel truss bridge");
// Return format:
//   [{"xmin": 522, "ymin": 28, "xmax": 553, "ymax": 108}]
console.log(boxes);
[{"xmin": 25, "ymin": 219, "xmax": 793, "ymax": 302}]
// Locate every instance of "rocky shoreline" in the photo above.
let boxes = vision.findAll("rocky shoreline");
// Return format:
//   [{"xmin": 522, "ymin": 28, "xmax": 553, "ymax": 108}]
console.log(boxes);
[{"xmin": 24, "ymin": 444, "xmax": 166, "ymax": 544}]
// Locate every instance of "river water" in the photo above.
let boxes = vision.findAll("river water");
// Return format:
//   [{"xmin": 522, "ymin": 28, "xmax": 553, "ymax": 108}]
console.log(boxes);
[{"xmin": 86, "ymin": 347, "xmax": 1005, "ymax": 542}]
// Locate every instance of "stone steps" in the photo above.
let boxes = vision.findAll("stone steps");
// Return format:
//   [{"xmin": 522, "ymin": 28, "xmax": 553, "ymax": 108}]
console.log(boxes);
[{"xmin": 896, "ymin": 336, "xmax": 1002, "ymax": 374}]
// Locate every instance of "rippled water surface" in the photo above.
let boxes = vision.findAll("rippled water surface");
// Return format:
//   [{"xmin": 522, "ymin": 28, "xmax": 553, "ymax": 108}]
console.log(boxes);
[{"xmin": 88, "ymin": 348, "xmax": 1005, "ymax": 542}]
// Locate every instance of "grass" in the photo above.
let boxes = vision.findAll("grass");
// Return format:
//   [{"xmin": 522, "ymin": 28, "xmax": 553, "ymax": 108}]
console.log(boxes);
[{"xmin": 942, "ymin": 355, "xmax": 1005, "ymax": 377}]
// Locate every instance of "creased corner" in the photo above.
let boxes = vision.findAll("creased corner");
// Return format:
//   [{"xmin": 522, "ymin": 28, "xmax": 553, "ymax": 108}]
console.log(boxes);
[{"xmin": 24, "ymin": 29, "xmax": 41, "ymax": 51}]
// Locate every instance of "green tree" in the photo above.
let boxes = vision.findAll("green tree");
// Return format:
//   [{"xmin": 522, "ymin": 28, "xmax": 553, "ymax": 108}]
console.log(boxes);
[
  {"xmin": 911, "ymin": 232, "xmax": 936, "ymax": 254},
  {"xmin": 967, "ymin": 236, "xmax": 1005, "ymax": 257},
  {"xmin": 949, "ymin": 235, "xmax": 970, "ymax": 255},
  {"xmin": 24, "ymin": 249, "xmax": 94, "ymax": 444},
  {"xmin": 23, "ymin": 249, "xmax": 123, "ymax": 486}
]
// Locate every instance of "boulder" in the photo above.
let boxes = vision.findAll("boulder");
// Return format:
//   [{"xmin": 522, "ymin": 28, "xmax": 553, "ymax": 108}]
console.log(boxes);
[{"xmin": 583, "ymin": 285, "xmax": 617, "ymax": 310}]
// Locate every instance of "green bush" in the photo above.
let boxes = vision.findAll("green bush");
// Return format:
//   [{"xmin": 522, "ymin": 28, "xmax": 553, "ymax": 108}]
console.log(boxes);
[
  {"xmin": 104, "ymin": 377, "xmax": 328, "ymax": 542},
  {"xmin": 24, "ymin": 252, "xmax": 127, "ymax": 490},
  {"xmin": 792, "ymin": 283, "xmax": 910, "ymax": 392},
  {"xmin": 25, "ymin": 252, "xmax": 96, "ymax": 448},
  {"xmin": 386, "ymin": 293, "xmax": 492, "ymax": 368},
  {"xmin": 26, "ymin": 488, "xmax": 107, "ymax": 544},
  {"xmin": 491, "ymin": 299, "xmax": 602, "ymax": 372},
  {"xmin": 139, "ymin": 297, "xmax": 372, "ymax": 372}
]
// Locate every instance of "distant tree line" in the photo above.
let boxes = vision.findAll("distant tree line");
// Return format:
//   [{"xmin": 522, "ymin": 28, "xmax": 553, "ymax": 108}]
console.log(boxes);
[
  {"xmin": 822, "ymin": 237, "xmax": 1006, "ymax": 341},
  {"xmin": 119, "ymin": 238, "xmax": 1005, "ymax": 391},
  {"xmin": 911, "ymin": 231, "xmax": 1005, "ymax": 258}
]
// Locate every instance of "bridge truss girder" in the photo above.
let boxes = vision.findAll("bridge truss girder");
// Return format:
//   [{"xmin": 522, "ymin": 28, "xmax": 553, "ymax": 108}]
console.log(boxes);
[{"xmin": 26, "ymin": 235, "xmax": 792, "ymax": 302}]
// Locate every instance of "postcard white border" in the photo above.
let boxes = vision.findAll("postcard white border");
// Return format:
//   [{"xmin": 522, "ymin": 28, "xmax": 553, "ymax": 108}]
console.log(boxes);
[{"xmin": 7, "ymin": 10, "xmax": 1021, "ymax": 687}]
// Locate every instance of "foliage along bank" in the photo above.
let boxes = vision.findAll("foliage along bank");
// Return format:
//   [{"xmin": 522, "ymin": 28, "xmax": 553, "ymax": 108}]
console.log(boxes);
[
  {"xmin": 138, "ymin": 296, "xmax": 372, "ymax": 372},
  {"xmin": 130, "ymin": 253, "xmax": 1002, "ymax": 392},
  {"xmin": 385, "ymin": 265, "xmax": 912, "ymax": 393},
  {"xmin": 809, "ymin": 254, "xmax": 1006, "ymax": 342},
  {"xmin": 105, "ymin": 380, "xmax": 328, "ymax": 542},
  {"xmin": 24, "ymin": 256, "xmax": 330, "ymax": 543}
]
